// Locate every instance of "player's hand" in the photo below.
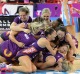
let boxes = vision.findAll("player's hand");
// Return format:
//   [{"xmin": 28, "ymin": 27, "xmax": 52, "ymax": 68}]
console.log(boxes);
[
  {"xmin": 18, "ymin": 23, "xmax": 25, "ymax": 28},
  {"xmin": 17, "ymin": 42, "xmax": 25, "ymax": 48},
  {"xmin": 23, "ymin": 29, "xmax": 31, "ymax": 34}
]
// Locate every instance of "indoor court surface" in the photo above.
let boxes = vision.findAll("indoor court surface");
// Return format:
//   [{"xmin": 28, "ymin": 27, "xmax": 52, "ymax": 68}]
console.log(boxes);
[
  {"xmin": 1, "ymin": 70, "xmax": 80, "ymax": 74},
  {"xmin": 0, "ymin": 32, "xmax": 80, "ymax": 74}
]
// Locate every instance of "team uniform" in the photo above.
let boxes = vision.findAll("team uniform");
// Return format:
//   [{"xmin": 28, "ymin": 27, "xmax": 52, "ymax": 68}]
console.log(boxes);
[
  {"xmin": 0, "ymin": 32, "xmax": 36, "ymax": 62},
  {"xmin": 58, "ymin": 33, "xmax": 78, "ymax": 48},
  {"xmin": 42, "ymin": 49, "xmax": 64, "ymax": 62},
  {"xmin": 36, "ymin": 30, "xmax": 45, "ymax": 38},
  {"xmin": 16, "ymin": 41, "xmax": 46, "ymax": 60},
  {"xmin": 0, "ymin": 16, "xmax": 32, "ymax": 41},
  {"xmin": 13, "ymin": 16, "xmax": 32, "ymax": 28},
  {"xmin": 0, "ymin": 31, "xmax": 10, "ymax": 41},
  {"xmin": 0, "ymin": 38, "xmax": 46, "ymax": 72},
  {"xmin": 42, "ymin": 33, "xmax": 78, "ymax": 63}
]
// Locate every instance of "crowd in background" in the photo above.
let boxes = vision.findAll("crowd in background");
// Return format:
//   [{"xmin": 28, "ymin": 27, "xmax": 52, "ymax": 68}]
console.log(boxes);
[{"xmin": 0, "ymin": 0, "xmax": 71, "ymax": 4}]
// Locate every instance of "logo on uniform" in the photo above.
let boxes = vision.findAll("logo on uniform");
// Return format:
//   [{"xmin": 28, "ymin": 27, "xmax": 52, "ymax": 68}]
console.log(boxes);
[
  {"xmin": 58, "ymin": 56, "xmax": 60, "ymax": 58},
  {"xmin": 4, "ymin": 49, "xmax": 12, "ymax": 57},
  {"xmin": 22, "ymin": 46, "xmax": 37, "ymax": 54}
]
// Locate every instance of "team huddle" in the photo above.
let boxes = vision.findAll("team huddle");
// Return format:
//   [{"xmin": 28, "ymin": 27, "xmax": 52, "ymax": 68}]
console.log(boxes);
[{"xmin": 0, "ymin": 6, "xmax": 78, "ymax": 72}]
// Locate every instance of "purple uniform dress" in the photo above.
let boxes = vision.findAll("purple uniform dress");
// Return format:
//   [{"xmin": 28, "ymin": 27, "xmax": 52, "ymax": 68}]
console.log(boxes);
[
  {"xmin": 0, "ymin": 31, "xmax": 10, "ymax": 41},
  {"xmin": 42, "ymin": 50, "xmax": 64, "ymax": 62},
  {"xmin": 0, "ymin": 16, "xmax": 32, "ymax": 41},
  {"xmin": 13, "ymin": 16, "xmax": 32, "ymax": 28},
  {"xmin": 16, "ymin": 41, "xmax": 45, "ymax": 60},
  {"xmin": 0, "ymin": 32, "xmax": 36, "ymax": 62},
  {"xmin": 36, "ymin": 30, "xmax": 45, "ymax": 38},
  {"xmin": 59, "ymin": 33, "xmax": 78, "ymax": 48}
]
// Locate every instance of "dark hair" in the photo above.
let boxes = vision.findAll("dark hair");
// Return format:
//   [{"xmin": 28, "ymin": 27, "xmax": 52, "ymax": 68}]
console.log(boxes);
[
  {"xmin": 56, "ymin": 18, "xmax": 64, "ymax": 27},
  {"xmin": 52, "ymin": 19, "xmax": 64, "ymax": 30},
  {"xmin": 57, "ymin": 18, "xmax": 63, "ymax": 24},
  {"xmin": 56, "ymin": 26, "xmax": 67, "ymax": 34},
  {"xmin": 51, "ymin": 36, "xmax": 59, "ymax": 44},
  {"xmin": 33, "ymin": 16, "xmax": 44, "ymax": 23},
  {"xmin": 19, "ymin": 7, "xmax": 29, "ymax": 14},
  {"xmin": 45, "ymin": 28, "xmax": 55, "ymax": 37},
  {"xmin": 58, "ymin": 42, "xmax": 70, "ymax": 49}
]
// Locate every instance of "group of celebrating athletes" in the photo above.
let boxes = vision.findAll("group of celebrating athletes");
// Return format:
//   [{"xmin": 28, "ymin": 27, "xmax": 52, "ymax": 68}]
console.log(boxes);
[{"xmin": 0, "ymin": 2, "xmax": 78, "ymax": 72}]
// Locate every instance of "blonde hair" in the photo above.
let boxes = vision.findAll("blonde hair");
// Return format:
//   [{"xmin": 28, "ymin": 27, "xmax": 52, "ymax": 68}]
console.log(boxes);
[
  {"xmin": 62, "ymin": 60, "xmax": 71, "ymax": 71},
  {"xmin": 30, "ymin": 22, "xmax": 44, "ymax": 34},
  {"xmin": 29, "ymin": 17, "xmax": 45, "ymax": 34},
  {"xmin": 33, "ymin": 16, "xmax": 44, "ymax": 23},
  {"xmin": 41, "ymin": 8, "xmax": 51, "ymax": 16}
]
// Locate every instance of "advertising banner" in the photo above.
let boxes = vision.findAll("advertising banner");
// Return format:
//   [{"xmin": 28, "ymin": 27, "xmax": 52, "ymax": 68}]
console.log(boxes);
[
  {"xmin": 0, "ymin": 15, "xmax": 17, "ymax": 31},
  {"xmin": 33, "ymin": 4, "xmax": 61, "ymax": 17},
  {"xmin": 72, "ymin": 3, "xmax": 80, "ymax": 17},
  {"xmin": 2, "ymin": 4, "xmax": 33, "ymax": 18}
]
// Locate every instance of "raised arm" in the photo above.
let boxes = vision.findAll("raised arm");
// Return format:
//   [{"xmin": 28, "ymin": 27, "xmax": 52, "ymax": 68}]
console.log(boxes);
[
  {"xmin": 10, "ymin": 22, "xmax": 26, "ymax": 32},
  {"xmin": 10, "ymin": 22, "xmax": 31, "ymax": 33}
]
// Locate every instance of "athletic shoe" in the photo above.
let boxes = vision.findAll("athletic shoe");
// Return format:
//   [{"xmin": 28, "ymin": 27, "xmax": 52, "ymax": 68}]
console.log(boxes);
[{"xmin": 0, "ymin": 62, "xmax": 12, "ymax": 72}]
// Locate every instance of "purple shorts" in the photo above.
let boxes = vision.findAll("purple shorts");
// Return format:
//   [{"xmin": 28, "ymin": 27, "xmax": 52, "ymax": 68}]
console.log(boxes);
[
  {"xmin": 43, "ymin": 52, "xmax": 64, "ymax": 62},
  {"xmin": 16, "ymin": 46, "xmax": 38, "ymax": 60},
  {"xmin": 1, "ymin": 31, "xmax": 10, "ymax": 41}
]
